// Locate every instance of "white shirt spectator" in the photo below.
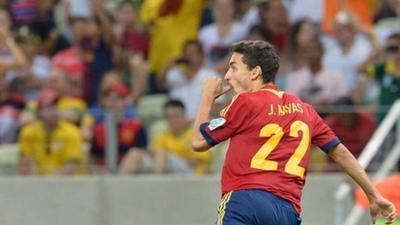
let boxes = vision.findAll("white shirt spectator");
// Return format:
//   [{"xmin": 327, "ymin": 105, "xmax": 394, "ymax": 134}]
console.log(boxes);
[
  {"xmin": 0, "ymin": 106, "xmax": 20, "ymax": 144},
  {"xmin": 199, "ymin": 22, "xmax": 247, "ymax": 66},
  {"xmin": 238, "ymin": 6, "xmax": 260, "ymax": 33},
  {"xmin": 322, "ymin": 35, "xmax": 371, "ymax": 90},
  {"xmin": 288, "ymin": 0, "xmax": 323, "ymax": 23},
  {"xmin": 285, "ymin": 67, "xmax": 349, "ymax": 106},
  {"xmin": 167, "ymin": 67, "xmax": 220, "ymax": 120}
]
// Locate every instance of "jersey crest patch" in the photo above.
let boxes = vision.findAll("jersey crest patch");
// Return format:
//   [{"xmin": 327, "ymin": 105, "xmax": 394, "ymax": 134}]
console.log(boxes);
[{"xmin": 208, "ymin": 118, "xmax": 226, "ymax": 131}]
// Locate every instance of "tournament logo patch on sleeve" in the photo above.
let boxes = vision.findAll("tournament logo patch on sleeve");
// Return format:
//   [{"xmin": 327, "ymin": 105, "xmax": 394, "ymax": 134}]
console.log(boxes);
[{"xmin": 208, "ymin": 118, "xmax": 226, "ymax": 131}]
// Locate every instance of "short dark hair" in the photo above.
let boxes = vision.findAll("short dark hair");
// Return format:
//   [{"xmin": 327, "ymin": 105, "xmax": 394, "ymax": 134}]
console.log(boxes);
[
  {"xmin": 183, "ymin": 39, "xmax": 204, "ymax": 55},
  {"xmin": 164, "ymin": 99, "xmax": 185, "ymax": 112},
  {"xmin": 387, "ymin": 32, "xmax": 400, "ymax": 42},
  {"xmin": 230, "ymin": 40, "xmax": 280, "ymax": 83}
]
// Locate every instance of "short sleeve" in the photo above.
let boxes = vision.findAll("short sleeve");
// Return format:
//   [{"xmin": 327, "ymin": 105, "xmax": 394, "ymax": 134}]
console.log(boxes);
[
  {"xmin": 309, "ymin": 107, "xmax": 340, "ymax": 153},
  {"xmin": 199, "ymin": 94, "xmax": 250, "ymax": 146}
]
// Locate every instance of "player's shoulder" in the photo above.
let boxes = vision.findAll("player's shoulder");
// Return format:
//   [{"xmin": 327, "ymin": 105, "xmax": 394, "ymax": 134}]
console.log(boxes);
[{"xmin": 220, "ymin": 93, "xmax": 249, "ymax": 117}]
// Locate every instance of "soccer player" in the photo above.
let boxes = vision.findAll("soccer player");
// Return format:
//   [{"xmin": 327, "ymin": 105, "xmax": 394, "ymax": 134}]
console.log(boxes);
[{"xmin": 191, "ymin": 40, "xmax": 396, "ymax": 225}]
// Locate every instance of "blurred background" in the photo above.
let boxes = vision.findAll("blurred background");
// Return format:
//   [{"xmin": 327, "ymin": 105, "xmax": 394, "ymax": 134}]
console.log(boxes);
[{"xmin": 0, "ymin": 0, "xmax": 399, "ymax": 224}]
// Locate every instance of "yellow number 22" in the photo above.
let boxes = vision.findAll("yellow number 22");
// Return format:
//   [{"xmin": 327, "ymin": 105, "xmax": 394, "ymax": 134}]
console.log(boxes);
[{"xmin": 250, "ymin": 120, "xmax": 310, "ymax": 179}]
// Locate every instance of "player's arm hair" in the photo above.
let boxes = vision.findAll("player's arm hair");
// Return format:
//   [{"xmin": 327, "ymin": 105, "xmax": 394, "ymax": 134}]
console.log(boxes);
[
  {"xmin": 191, "ymin": 95, "xmax": 214, "ymax": 152},
  {"xmin": 328, "ymin": 144, "xmax": 381, "ymax": 202}
]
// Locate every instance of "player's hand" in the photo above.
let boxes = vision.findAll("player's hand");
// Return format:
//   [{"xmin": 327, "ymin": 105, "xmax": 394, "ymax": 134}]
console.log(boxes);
[
  {"xmin": 202, "ymin": 77, "xmax": 231, "ymax": 99},
  {"xmin": 369, "ymin": 196, "xmax": 397, "ymax": 224}
]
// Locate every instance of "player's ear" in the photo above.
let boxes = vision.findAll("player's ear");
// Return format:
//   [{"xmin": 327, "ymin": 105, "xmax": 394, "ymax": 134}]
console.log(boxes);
[{"xmin": 250, "ymin": 66, "xmax": 262, "ymax": 80}]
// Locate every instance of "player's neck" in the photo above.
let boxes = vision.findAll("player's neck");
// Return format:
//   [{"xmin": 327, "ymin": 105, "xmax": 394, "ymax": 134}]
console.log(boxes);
[{"xmin": 252, "ymin": 80, "xmax": 271, "ymax": 92}]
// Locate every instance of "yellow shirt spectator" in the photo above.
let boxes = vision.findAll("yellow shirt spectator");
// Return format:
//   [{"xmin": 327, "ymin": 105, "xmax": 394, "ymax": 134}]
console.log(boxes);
[
  {"xmin": 19, "ymin": 120, "xmax": 84, "ymax": 175},
  {"xmin": 24, "ymin": 96, "xmax": 88, "ymax": 125},
  {"xmin": 153, "ymin": 127, "xmax": 211, "ymax": 175},
  {"xmin": 58, "ymin": 97, "xmax": 87, "ymax": 115},
  {"xmin": 140, "ymin": 0, "xmax": 205, "ymax": 74}
]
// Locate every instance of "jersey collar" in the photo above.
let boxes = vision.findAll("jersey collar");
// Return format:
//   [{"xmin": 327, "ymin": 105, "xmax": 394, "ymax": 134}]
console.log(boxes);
[
  {"xmin": 260, "ymin": 84, "xmax": 280, "ymax": 91},
  {"xmin": 259, "ymin": 84, "xmax": 283, "ymax": 98}
]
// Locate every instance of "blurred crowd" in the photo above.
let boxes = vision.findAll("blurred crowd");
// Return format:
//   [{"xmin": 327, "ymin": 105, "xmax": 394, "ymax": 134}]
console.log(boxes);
[{"xmin": 0, "ymin": 0, "xmax": 399, "ymax": 176}]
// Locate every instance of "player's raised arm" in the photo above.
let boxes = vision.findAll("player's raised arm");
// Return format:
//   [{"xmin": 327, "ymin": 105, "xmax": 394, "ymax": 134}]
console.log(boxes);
[
  {"xmin": 328, "ymin": 144, "xmax": 397, "ymax": 224},
  {"xmin": 191, "ymin": 77, "xmax": 230, "ymax": 151}
]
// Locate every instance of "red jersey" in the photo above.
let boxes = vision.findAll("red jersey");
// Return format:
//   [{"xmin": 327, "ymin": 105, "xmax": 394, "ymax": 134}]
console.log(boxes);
[
  {"xmin": 200, "ymin": 84, "xmax": 340, "ymax": 214},
  {"xmin": 92, "ymin": 119, "xmax": 147, "ymax": 165}
]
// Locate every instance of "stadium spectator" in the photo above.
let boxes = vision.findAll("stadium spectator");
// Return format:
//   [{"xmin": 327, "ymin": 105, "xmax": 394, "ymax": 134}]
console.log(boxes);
[
  {"xmin": 322, "ymin": 10, "xmax": 372, "ymax": 96},
  {"xmin": 199, "ymin": 0, "xmax": 247, "ymax": 67},
  {"xmin": 119, "ymin": 99, "xmax": 211, "ymax": 175},
  {"xmin": 373, "ymin": 0, "xmax": 400, "ymax": 24},
  {"xmin": 51, "ymin": 19, "xmax": 86, "ymax": 98},
  {"xmin": 81, "ymin": 72, "xmax": 140, "ymax": 143},
  {"xmin": 322, "ymin": 0, "xmax": 373, "ymax": 34},
  {"xmin": 15, "ymin": 25, "xmax": 53, "ymax": 84},
  {"xmin": 106, "ymin": 53, "xmax": 149, "ymax": 106},
  {"xmin": 256, "ymin": 0, "xmax": 290, "ymax": 53},
  {"xmin": 88, "ymin": 81, "xmax": 148, "ymax": 172},
  {"xmin": 19, "ymin": 69, "xmax": 88, "ymax": 129},
  {"xmin": 0, "ymin": 0, "xmax": 395, "ymax": 182},
  {"xmin": 151, "ymin": 99, "xmax": 211, "ymax": 175},
  {"xmin": 161, "ymin": 40, "xmax": 221, "ymax": 120},
  {"xmin": 113, "ymin": 0, "xmax": 149, "ymax": 58},
  {"xmin": 278, "ymin": 19, "xmax": 319, "ymax": 89},
  {"xmin": 0, "ymin": 9, "xmax": 29, "ymax": 77},
  {"xmin": 358, "ymin": 32, "xmax": 400, "ymax": 123},
  {"xmin": 234, "ymin": 0, "xmax": 260, "ymax": 32},
  {"xmin": 286, "ymin": 39, "xmax": 349, "ymax": 107},
  {"xmin": 246, "ymin": 25, "xmax": 268, "ymax": 41},
  {"xmin": 1, "ymin": 24, "xmax": 43, "ymax": 102},
  {"xmin": 45, "ymin": 70, "xmax": 87, "ymax": 125},
  {"xmin": 7, "ymin": 0, "xmax": 38, "ymax": 26},
  {"xmin": 52, "ymin": 0, "xmax": 115, "ymax": 105},
  {"xmin": 18, "ymin": 88, "xmax": 84, "ymax": 175},
  {"xmin": 287, "ymin": 0, "xmax": 323, "ymax": 24},
  {"xmin": 283, "ymin": 19, "xmax": 319, "ymax": 73},
  {"xmin": 0, "ymin": 77, "xmax": 25, "ymax": 144},
  {"xmin": 140, "ymin": 0, "xmax": 205, "ymax": 92},
  {"xmin": 29, "ymin": 0, "xmax": 71, "ymax": 57},
  {"xmin": 323, "ymin": 97, "xmax": 376, "ymax": 171}
]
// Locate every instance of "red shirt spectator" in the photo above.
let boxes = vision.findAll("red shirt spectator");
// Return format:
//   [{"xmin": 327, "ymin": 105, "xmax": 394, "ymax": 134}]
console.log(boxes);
[
  {"xmin": 90, "ymin": 83, "xmax": 147, "ymax": 168},
  {"xmin": 324, "ymin": 98, "xmax": 376, "ymax": 171},
  {"xmin": 121, "ymin": 29, "xmax": 149, "ymax": 58},
  {"xmin": 51, "ymin": 48, "xmax": 85, "ymax": 76},
  {"xmin": 8, "ymin": 0, "xmax": 37, "ymax": 25}
]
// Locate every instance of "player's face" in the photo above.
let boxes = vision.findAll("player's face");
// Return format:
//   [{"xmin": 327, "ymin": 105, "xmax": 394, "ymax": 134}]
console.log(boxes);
[{"xmin": 224, "ymin": 53, "xmax": 253, "ymax": 94}]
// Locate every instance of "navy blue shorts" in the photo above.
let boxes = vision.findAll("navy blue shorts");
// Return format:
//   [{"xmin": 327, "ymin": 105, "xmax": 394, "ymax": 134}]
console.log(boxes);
[{"xmin": 216, "ymin": 189, "xmax": 301, "ymax": 225}]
